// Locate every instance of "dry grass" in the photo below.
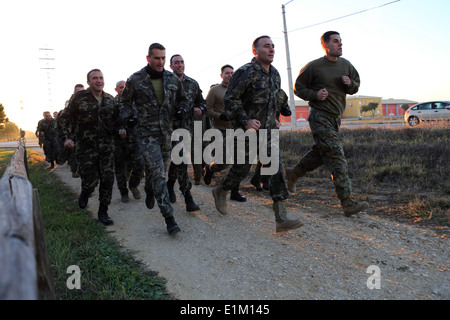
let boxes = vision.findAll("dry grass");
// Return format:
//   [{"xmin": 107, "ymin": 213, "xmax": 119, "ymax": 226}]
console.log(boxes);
[{"xmin": 279, "ymin": 122, "xmax": 450, "ymax": 232}]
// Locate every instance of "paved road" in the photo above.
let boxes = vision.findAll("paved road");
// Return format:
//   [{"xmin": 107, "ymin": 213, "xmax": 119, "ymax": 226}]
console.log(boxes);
[
  {"xmin": 280, "ymin": 119, "xmax": 406, "ymax": 131},
  {"xmin": 0, "ymin": 139, "xmax": 40, "ymax": 149}
]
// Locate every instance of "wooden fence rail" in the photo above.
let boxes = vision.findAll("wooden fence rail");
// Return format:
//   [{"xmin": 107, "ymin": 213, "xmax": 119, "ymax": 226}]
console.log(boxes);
[{"xmin": 0, "ymin": 141, "xmax": 55, "ymax": 300}]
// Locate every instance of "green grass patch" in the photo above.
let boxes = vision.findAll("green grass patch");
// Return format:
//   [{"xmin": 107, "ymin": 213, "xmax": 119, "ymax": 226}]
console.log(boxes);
[
  {"xmin": 0, "ymin": 149, "xmax": 15, "ymax": 173},
  {"xmin": 1, "ymin": 148, "xmax": 173, "ymax": 300}
]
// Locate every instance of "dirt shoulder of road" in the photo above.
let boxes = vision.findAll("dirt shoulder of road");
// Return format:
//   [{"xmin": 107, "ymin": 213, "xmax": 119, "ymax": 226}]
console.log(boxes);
[{"xmin": 43, "ymin": 153, "xmax": 449, "ymax": 300}]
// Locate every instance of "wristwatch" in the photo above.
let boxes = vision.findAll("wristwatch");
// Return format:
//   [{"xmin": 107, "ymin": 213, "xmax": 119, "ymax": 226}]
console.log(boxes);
[{"xmin": 241, "ymin": 117, "xmax": 249, "ymax": 127}]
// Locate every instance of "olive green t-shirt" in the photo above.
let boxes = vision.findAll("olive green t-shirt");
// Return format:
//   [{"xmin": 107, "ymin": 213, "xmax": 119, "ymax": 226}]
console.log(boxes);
[
  {"xmin": 151, "ymin": 78, "xmax": 164, "ymax": 105},
  {"xmin": 294, "ymin": 56, "xmax": 360, "ymax": 116}
]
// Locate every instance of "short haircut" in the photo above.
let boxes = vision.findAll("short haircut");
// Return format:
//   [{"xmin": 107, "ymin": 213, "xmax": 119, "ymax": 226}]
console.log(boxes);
[
  {"xmin": 252, "ymin": 35, "xmax": 271, "ymax": 51},
  {"xmin": 221, "ymin": 64, "xmax": 233, "ymax": 74},
  {"xmin": 74, "ymin": 84, "xmax": 84, "ymax": 90},
  {"xmin": 87, "ymin": 69, "xmax": 101, "ymax": 82},
  {"xmin": 170, "ymin": 54, "xmax": 182, "ymax": 65},
  {"xmin": 321, "ymin": 31, "xmax": 340, "ymax": 45},
  {"xmin": 116, "ymin": 80, "xmax": 125, "ymax": 87},
  {"xmin": 148, "ymin": 43, "xmax": 165, "ymax": 57}
]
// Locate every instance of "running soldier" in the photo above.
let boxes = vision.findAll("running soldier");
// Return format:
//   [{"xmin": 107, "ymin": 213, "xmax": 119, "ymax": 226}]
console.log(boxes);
[
  {"xmin": 37, "ymin": 111, "xmax": 60, "ymax": 169},
  {"xmin": 166, "ymin": 54, "xmax": 202, "ymax": 211},
  {"xmin": 59, "ymin": 69, "xmax": 123, "ymax": 226},
  {"xmin": 285, "ymin": 31, "xmax": 369, "ymax": 217},
  {"xmin": 114, "ymin": 80, "xmax": 144, "ymax": 203},
  {"xmin": 120, "ymin": 43, "xmax": 189, "ymax": 235},
  {"xmin": 212, "ymin": 35, "xmax": 303, "ymax": 233}
]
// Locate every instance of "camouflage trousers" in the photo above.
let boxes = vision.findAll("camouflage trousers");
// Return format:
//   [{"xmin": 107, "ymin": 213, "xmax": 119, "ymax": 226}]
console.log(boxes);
[
  {"xmin": 293, "ymin": 108, "xmax": 352, "ymax": 200},
  {"xmin": 167, "ymin": 138, "xmax": 192, "ymax": 194},
  {"xmin": 114, "ymin": 139, "xmax": 144, "ymax": 196},
  {"xmin": 43, "ymin": 136, "xmax": 61, "ymax": 162},
  {"xmin": 209, "ymin": 130, "xmax": 231, "ymax": 173},
  {"xmin": 139, "ymin": 134, "xmax": 173, "ymax": 218},
  {"xmin": 191, "ymin": 129, "xmax": 208, "ymax": 182},
  {"xmin": 60, "ymin": 140, "xmax": 78, "ymax": 173},
  {"xmin": 77, "ymin": 146, "xmax": 115, "ymax": 207},
  {"xmin": 221, "ymin": 132, "xmax": 289, "ymax": 202}
]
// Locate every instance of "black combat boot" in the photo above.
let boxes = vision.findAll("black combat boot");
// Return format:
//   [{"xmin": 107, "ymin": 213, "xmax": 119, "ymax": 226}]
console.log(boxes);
[
  {"xmin": 184, "ymin": 190, "xmax": 200, "ymax": 212},
  {"xmin": 121, "ymin": 192, "xmax": 130, "ymax": 203},
  {"xmin": 49, "ymin": 160, "xmax": 55, "ymax": 169},
  {"xmin": 230, "ymin": 189, "xmax": 247, "ymax": 202},
  {"xmin": 203, "ymin": 165, "xmax": 213, "ymax": 185},
  {"xmin": 165, "ymin": 216, "xmax": 181, "ymax": 235},
  {"xmin": 78, "ymin": 191, "xmax": 89, "ymax": 209},
  {"xmin": 98, "ymin": 204, "xmax": 114, "ymax": 226},
  {"xmin": 261, "ymin": 178, "xmax": 270, "ymax": 191},
  {"xmin": 167, "ymin": 179, "xmax": 177, "ymax": 203},
  {"xmin": 250, "ymin": 175, "xmax": 263, "ymax": 191},
  {"xmin": 145, "ymin": 185, "xmax": 155, "ymax": 209}
]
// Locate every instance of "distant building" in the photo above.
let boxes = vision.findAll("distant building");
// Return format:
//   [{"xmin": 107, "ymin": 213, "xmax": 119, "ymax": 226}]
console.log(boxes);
[
  {"xmin": 346, "ymin": 95, "xmax": 382, "ymax": 118},
  {"xmin": 280, "ymin": 96, "xmax": 418, "ymax": 124},
  {"xmin": 380, "ymin": 98, "xmax": 418, "ymax": 116}
]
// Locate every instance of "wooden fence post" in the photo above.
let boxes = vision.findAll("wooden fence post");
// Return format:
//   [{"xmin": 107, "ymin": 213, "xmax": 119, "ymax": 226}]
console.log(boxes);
[{"xmin": 0, "ymin": 141, "xmax": 55, "ymax": 299}]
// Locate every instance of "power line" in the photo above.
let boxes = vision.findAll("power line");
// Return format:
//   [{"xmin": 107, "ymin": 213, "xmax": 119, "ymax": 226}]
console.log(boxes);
[{"xmin": 288, "ymin": 0, "xmax": 401, "ymax": 33}]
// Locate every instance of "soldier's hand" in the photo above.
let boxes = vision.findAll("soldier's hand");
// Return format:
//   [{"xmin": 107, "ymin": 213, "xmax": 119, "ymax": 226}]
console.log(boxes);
[
  {"xmin": 193, "ymin": 107, "xmax": 202, "ymax": 116},
  {"xmin": 245, "ymin": 119, "xmax": 261, "ymax": 131},
  {"xmin": 64, "ymin": 139, "xmax": 75, "ymax": 149},
  {"xmin": 118, "ymin": 129, "xmax": 127, "ymax": 139},
  {"xmin": 341, "ymin": 76, "xmax": 351, "ymax": 86},
  {"xmin": 317, "ymin": 88, "xmax": 328, "ymax": 101},
  {"xmin": 280, "ymin": 106, "xmax": 291, "ymax": 116}
]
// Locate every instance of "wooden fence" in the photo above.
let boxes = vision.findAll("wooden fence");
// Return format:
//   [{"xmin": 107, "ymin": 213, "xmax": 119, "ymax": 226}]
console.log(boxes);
[{"xmin": 0, "ymin": 141, "xmax": 55, "ymax": 300}]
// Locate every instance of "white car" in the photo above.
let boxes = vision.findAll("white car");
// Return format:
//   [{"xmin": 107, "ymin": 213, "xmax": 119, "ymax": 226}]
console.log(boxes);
[{"xmin": 404, "ymin": 101, "xmax": 450, "ymax": 126}]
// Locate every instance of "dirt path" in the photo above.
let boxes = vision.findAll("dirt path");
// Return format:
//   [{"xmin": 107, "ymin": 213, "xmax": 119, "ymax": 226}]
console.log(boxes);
[{"xmin": 48, "ymin": 158, "xmax": 448, "ymax": 300}]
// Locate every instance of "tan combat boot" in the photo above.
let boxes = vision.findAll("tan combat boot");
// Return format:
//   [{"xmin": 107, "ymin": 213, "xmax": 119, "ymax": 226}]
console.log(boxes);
[
  {"xmin": 285, "ymin": 167, "xmax": 305, "ymax": 193},
  {"xmin": 212, "ymin": 186, "xmax": 229, "ymax": 215},
  {"xmin": 341, "ymin": 198, "xmax": 369, "ymax": 217},
  {"xmin": 273, "ymin": 201, "xmax": 304, "ymax": 232}
]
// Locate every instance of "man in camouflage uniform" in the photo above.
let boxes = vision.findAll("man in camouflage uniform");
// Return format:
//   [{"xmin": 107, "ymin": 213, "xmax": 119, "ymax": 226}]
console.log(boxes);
[
  {"xmin": 37, "ymin": 111, "xmax": 60, "ymax": 169},
  {"xmin": 166, "ymin": 54, "xmax": 203, "ymax": 211},
  {"xmin": 114, "ymin": 80, "xmax": 144, "ymax": 203},
  {"xmin": 285, "ymin": 31, "xmax": 369, "ymax": 217},
  {"xmin": 250, "ymin": 89, "xmax": 292, "ymax": 191},
  {"xmin": 35, "ymin": 112, "xmax": 45, "ymax": 148},
  {"xmin": 57, "ymin": 83, "xmax": 84, "ymax": 177},
  {"xmin": 59, "ymin": 69, "xmax": 123, "ymax": 226},
  {"xmin": 202, "ymin": 64, "xmax": 247, "ymax": 202},
  {"xmin": 120, "ymin": 43, "xmax": 188, "ymax": 236},
  {"xmin": 212, "ymin": 35, "xmax": 303, "ymax": 233}
]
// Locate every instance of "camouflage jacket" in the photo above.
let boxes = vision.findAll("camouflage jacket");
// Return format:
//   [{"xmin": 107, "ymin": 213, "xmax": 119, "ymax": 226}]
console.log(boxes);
[
  {"xmin": 179, "ymin": 74, "xmax": 207, "ymax": 132},
  {"xmin": 58, "ymin": 87, "xmax": 120, "ymax": 152},
  {"xmin": 275, "ymin": 89, "xmax": 288, "ymax": 124},
  {"xmin": 35, "ymin": 119, "xmax": 44, "ymax": 138},
  {"xmin": 56, "ymin": 99, "xmax": 76, "ymax": 140},
  {"xmin": 120, "ymin": 66, "xmax": 188, "ymax": 138},
  {"xmin": 37, "ymin": 118, "xmax": 58, "ymax": 140},
  {"xmin": 223, "ymin": 57, "xmax": 281, "ymax": 130}
]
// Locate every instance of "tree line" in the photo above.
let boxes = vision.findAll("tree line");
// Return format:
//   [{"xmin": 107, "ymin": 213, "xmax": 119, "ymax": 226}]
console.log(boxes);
[{"xmin": 0, "ymin": 102, "xmax": 22, "ymax": 141}]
